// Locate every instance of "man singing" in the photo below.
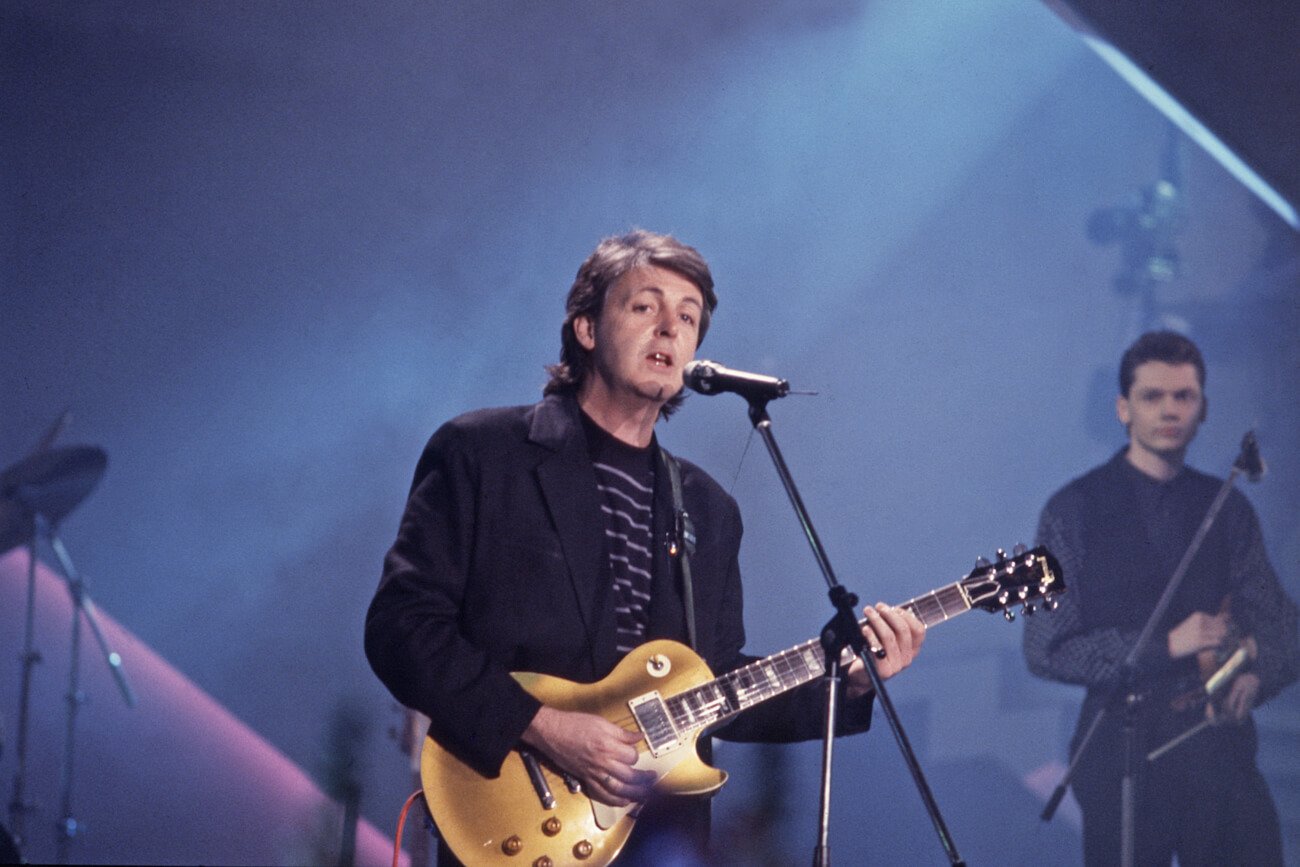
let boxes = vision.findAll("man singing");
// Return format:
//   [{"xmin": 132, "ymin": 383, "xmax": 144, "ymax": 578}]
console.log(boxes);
[{"xmin": 366, "ymin": 230, "xmax": 926, "ymax": 864}]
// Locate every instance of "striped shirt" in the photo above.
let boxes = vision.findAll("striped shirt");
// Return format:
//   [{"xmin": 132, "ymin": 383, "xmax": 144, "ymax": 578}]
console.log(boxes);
[{"xmin": 580, "ymin": 411, "xmax": 656, "ymax": 655}]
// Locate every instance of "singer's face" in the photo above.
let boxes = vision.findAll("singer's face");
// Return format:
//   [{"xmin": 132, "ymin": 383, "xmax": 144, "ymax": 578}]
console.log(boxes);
[
  {"xmin": 574, "ymin": 265, "xmax": 703, "ymax": 411},
  {"xmin": 1117, "ymin": 361, "xmax": 1204, "ymax": 461}
]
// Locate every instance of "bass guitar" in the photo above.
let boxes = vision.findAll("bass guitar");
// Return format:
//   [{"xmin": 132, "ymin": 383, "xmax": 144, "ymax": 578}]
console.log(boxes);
[{"xmin": 422, "ymin": 545, "xmax": 1063, "ymax": 866}]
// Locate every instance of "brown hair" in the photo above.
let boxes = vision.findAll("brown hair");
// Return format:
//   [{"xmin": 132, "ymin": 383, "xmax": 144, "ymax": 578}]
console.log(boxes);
[{"xmin": 544, "ymin": 230, "xmax": 717, "ymax": 418}]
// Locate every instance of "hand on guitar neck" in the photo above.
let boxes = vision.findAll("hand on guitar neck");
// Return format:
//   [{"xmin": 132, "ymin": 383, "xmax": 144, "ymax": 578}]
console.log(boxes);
[{"xmin": 842, "ymin": 602, "xmax": 927, "ymax": 698}]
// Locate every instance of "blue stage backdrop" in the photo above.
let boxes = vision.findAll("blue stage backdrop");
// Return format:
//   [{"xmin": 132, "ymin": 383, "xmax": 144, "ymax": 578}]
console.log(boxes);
[{"xmin": 4, "ymin": 2, "xmax": 1297, "ymax": 864}]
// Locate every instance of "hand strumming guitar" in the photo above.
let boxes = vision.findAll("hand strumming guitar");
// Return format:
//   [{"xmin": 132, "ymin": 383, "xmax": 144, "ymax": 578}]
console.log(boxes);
[{"xmin": 521, "ymin": 706, "xmax": 656, "ymax": 807}]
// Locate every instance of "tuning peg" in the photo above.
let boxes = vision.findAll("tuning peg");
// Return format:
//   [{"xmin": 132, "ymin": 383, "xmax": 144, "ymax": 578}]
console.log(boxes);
[
  {"xmin": 1003, "ymin": 609, "xmax": 1016, "ymax": 622},
  {"xmin": 1013, "ymin": 543, "xmax": 1027, "ymax": 556},
  {"xmin": 975, "ymin": 556, "xmax": 992, "ymax": 570},
  {"xmin": 1023, "ymin": 602, "xmax": 1037, "ymax": 616},
  {"xmin": 995, "ymin": 548, "xmax": 1007, "ymax": 562},
  {"xmin": 1046, "ymin": 595, "xmax": 1060, "ymax": 612}
]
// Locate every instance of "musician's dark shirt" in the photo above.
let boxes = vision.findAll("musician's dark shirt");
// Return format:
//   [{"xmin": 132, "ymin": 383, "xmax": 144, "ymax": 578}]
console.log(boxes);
[
  {"xmin": 1022, "ymin": 449, "xmax": 1298, "ymax": 866},
  {"xmin": 1025, "ymin": 450, "xmax": 1297, "ymax": 703}
]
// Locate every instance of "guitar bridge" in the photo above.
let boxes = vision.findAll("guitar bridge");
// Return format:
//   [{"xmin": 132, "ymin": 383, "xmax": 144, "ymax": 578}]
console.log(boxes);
[{"xmin": 629, "ymin": 692, "xmax": 681, "ymax": 757}]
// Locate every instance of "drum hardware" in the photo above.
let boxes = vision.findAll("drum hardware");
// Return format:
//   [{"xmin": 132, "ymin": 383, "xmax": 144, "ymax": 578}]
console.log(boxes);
[{"xmin": 3, "ymin": 422, "xmax": 135, "ymax": 863}]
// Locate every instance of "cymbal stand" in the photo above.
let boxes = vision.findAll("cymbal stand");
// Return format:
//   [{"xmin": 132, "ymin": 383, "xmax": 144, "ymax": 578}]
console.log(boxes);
[
  {"xmin": 36, "ymin": 514, "xmax": 136, "ymax": 864},
  {"xmin": 7, "ymin": 535, "xmax": 42, "ymax": 853}
]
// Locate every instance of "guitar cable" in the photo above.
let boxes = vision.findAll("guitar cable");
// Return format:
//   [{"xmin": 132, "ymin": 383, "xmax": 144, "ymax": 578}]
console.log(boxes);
[{"xmin": 391, "ymin": 788, "xmax": 426, "ymax": 867}]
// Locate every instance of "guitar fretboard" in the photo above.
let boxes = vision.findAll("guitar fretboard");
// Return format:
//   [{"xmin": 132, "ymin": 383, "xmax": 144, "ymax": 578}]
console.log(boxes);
[{"xmin": 662, "ymin": 581, "xmax": 974, "ymax": 737}]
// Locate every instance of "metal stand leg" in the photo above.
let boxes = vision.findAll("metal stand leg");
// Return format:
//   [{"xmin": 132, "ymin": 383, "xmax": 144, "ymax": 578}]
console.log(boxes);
[
  {"xmin": 7, "ymin": 541, "xmax": 42, "ymax": 852},
  {"xmin": 55, "ymin": 576, "xmax": 87, "ymax": 865}
]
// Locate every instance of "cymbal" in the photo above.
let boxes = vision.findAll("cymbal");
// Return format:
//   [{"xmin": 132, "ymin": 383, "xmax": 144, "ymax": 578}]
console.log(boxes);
[{"xmin": 0, "ymin": 446, "xmax": 107, "ymax": 553}]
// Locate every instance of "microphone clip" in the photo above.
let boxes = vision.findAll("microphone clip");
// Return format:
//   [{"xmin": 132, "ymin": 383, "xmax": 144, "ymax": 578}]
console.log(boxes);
[{"xmin": 1233, "ymin": 430, "xmax": 1266, "ymax": 483}]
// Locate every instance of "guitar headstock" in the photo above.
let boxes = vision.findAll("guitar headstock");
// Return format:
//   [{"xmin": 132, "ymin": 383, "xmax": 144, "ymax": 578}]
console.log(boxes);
[{"xmin": 963, "ymin": 545, "xmax": 1065, "ymax": 621}]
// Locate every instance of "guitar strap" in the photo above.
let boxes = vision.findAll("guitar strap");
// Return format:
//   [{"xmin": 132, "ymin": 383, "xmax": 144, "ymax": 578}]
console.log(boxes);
[{"xmin": 660, "ymin": 447, "xmax": 698, "ymax": 651}]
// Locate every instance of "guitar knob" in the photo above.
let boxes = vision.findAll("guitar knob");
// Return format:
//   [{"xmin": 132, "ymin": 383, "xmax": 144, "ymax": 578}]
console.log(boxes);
[
  {"xmin": 542, "ymin": 816, "xmax": 562, "ymax": 836},
  {"xmin": 1013, "ymin": 543, "xmax": 1027, "ymax": 556},
  {"xmin": 533, "ymin": 859, "xmax": 554, "ymax": 867},
  {"xmin": 502, "ymin": 835, "xmax": 524, "ymax": 856},
  {"xmin": 646, "ymin": 653, "xmax": 672, "ymax": 677},
  {"xmin": 573, "ymin": 840, "xmax": 595, "ymax": 860},
  {"xmin": 1004, "ymin": 609, "xmax": 1016, "ymax": 622}
]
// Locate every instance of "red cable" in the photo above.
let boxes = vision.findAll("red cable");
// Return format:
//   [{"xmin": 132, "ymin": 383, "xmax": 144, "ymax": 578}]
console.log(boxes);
[{"xmin": 391, "ymin": 789, "xmax": 425, "ymax": 867}]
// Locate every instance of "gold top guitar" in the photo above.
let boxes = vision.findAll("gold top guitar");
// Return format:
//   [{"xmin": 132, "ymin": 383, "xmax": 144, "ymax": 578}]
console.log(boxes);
[{"xmin": 421, "ymin": 545, "xmax": 1063, "ymax": 866}]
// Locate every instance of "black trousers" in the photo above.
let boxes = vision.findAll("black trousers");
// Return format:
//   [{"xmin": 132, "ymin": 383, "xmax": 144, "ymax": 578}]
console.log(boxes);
[{"xmin": 1070, "ymin": 711, "xmax": 1283, "ymax": 867}]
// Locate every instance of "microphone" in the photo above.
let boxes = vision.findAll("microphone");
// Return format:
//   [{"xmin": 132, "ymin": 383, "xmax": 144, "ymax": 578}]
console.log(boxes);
[
  {"xmin": 1233, "ymin": 430, "xmax": 1266, "ymax": 483},
  {"xmin": 683, "ymin": 360, "xmax": 790, "ymax": 402}
]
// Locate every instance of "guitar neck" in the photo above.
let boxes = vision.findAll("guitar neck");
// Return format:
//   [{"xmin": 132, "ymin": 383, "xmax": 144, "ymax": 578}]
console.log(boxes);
[{"xmin": 664, "ymin": 581, "xmax": 974, "ymax": 737}]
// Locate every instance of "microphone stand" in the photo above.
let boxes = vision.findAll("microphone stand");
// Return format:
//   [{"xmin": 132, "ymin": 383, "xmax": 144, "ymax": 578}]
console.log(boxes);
[
  {"xmin": 1039, "ymin": 431, "xmax": 1262, "ymax": 867},
  {"xmin": 743, "ymin": 397, "xmax": 963, "ymax": 867}
]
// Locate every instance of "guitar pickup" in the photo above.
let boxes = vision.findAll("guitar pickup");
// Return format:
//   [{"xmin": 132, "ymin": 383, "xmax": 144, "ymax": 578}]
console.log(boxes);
[{"xmin": 629, "ymin": 692, "xmax": 681, "ymax": 757}]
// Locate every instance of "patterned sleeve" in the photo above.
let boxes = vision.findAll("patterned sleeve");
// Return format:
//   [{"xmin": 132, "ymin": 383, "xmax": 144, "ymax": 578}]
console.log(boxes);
[
  {"xmin": 1227, "ymin": 492, "xmax": 1300, "ymax": 704},
  {"xmin": 1021, "ymin": 487, "xmax": 1172, "ymax": 689}
]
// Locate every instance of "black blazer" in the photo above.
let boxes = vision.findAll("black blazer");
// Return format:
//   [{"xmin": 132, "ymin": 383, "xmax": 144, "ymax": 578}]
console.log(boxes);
[{"xmin": 365, "ymin": 394, "xmax": 870, "ymax": 779}]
